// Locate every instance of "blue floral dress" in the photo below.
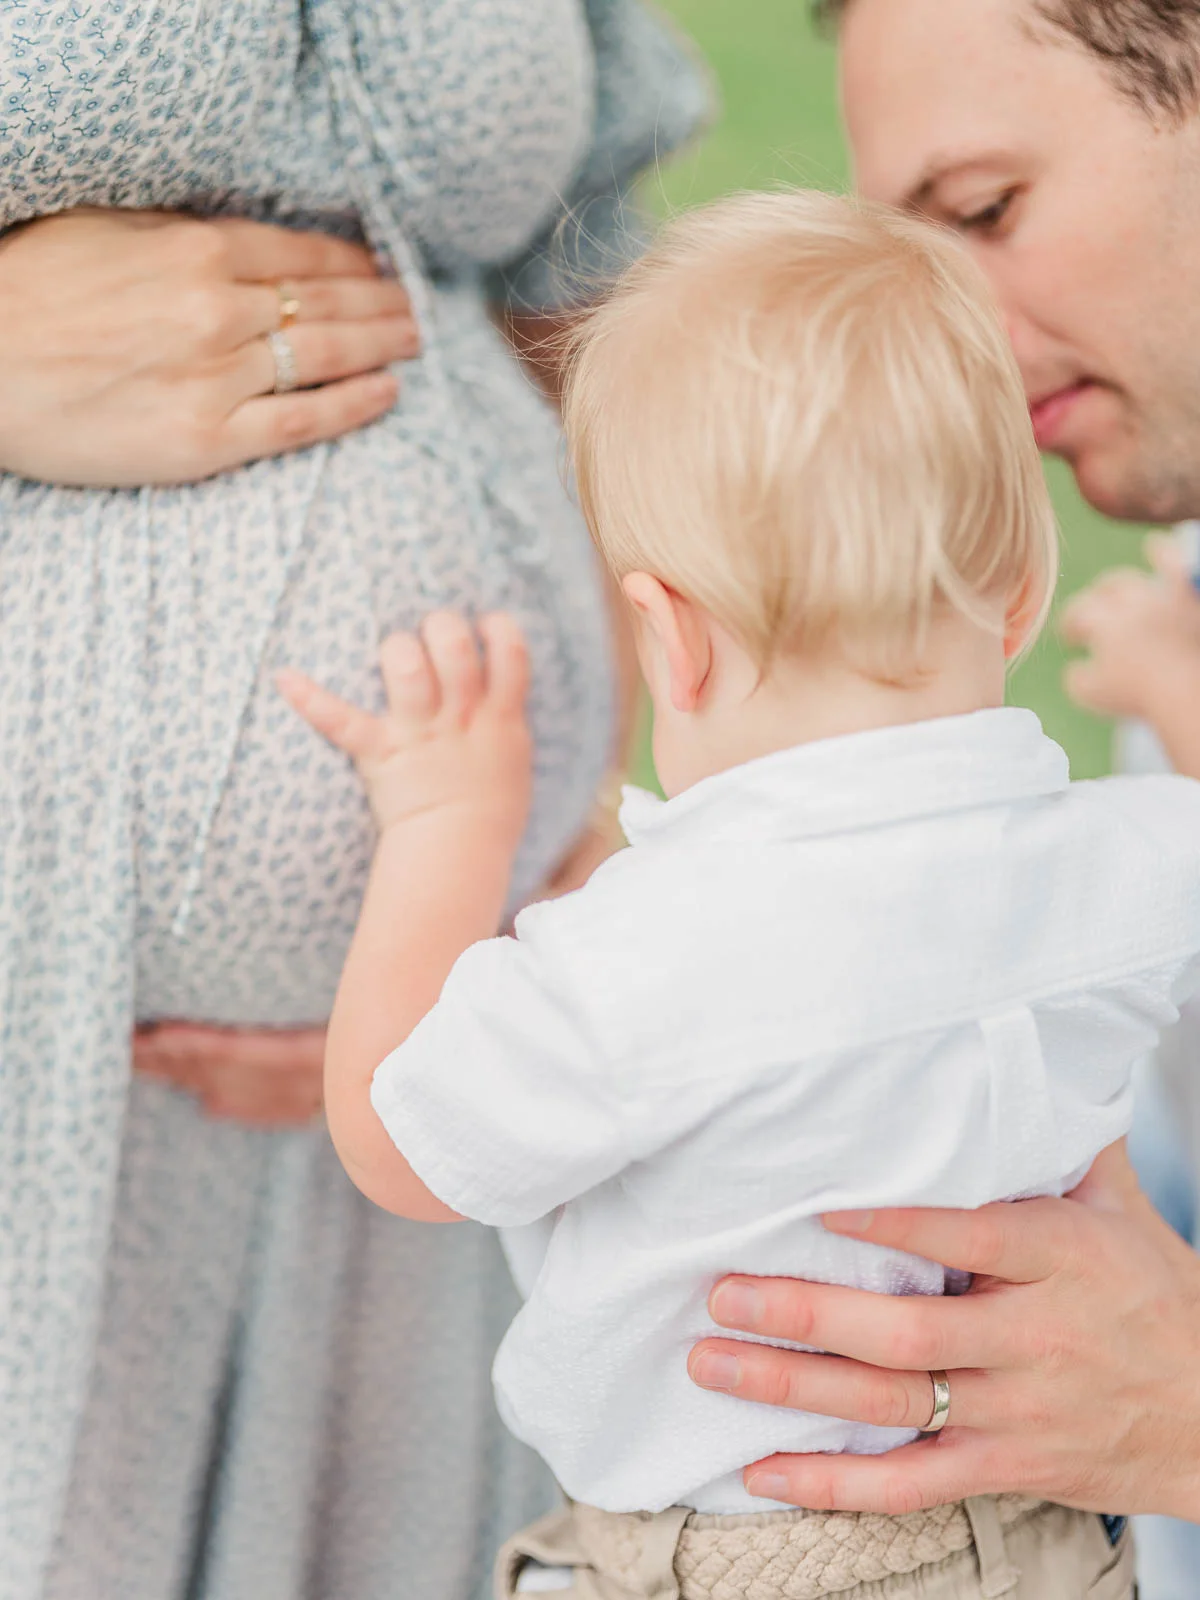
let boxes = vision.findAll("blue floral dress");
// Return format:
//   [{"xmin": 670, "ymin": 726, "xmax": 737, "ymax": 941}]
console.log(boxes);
[{"xmin": 0, "ymin": 4, "xmax": 707, "ymax": 1596}]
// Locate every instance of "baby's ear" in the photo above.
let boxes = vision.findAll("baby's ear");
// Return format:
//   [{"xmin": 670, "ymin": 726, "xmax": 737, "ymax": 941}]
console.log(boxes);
[
  {"xmin": 621, "ymin": 572, "xmax": 712, "ymax": 713},
  {"xmin": 1003, "ymin": 574, "xmax": 1044, "ymax": 660}
]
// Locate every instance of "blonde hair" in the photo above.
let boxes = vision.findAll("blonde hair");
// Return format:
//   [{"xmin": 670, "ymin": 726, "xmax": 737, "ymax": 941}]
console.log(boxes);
[{"xmin": 562, "ymin": 189, "xmax": 1058, "ymax": 679}]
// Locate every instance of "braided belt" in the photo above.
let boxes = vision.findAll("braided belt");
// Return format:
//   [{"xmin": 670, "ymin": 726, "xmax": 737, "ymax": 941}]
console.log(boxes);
[
  {"xmin": 673, "ymin": 1497, "xmax": 1040, "ymax": 1599},
  {"xmin": 511, "ymin": 1495, "xmax": 1046, "ymax": 1600}
]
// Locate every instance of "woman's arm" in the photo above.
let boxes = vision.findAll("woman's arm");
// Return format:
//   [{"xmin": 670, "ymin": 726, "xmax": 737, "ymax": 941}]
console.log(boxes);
[
  {"xmin": 688, "ymin": 1142, "xmax": 1200, "ymax": 1519},
  {"xmin": 0, "ymin": 209, "xmax": 418, "ymax": 487}
]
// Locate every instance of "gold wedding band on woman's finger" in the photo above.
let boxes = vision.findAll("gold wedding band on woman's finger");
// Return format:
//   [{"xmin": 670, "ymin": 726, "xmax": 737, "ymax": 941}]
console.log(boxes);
[{"xmin": 276, "ymin": 281, "xmax": 301, "ymax": 329}]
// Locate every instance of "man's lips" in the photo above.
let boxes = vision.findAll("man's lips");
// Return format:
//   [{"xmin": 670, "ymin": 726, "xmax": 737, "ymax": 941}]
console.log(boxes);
[{"xmin": 1028, "ymin": 381, "xmax": 1095, "ymax": 450}]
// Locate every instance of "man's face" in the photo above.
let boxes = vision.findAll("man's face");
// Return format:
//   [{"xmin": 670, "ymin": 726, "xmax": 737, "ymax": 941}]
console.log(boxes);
[{"xmin": 841, "ymin": 0, "xmax": 1200, "ymax": 523}]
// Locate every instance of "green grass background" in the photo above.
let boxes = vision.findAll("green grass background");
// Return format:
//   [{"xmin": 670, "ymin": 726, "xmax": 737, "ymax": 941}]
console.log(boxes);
[{"xmin": 638, "ymin": 0, "xmax": 1148, "ymax": 782}]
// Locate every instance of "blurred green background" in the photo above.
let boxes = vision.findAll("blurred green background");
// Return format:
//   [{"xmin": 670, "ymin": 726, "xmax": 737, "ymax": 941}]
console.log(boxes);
[{"xmin": 641, "ymin": 0, "xmax": 1149, "ymax": 780}]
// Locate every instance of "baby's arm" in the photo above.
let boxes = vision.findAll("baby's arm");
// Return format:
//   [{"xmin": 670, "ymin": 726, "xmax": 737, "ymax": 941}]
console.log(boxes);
[{"xmin": 277, "ymin": 612, "xmax": 532, "ymax": 1220}]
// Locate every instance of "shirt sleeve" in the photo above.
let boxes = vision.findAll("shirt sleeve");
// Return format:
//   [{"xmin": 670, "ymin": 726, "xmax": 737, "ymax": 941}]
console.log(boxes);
[
  {"xmin": 369, "ymin": 933, "xmax": 628, "ymax": 1227},
  {"xmin": 488, "ymin": 0, "xmax": 714, "ymax": 312}
]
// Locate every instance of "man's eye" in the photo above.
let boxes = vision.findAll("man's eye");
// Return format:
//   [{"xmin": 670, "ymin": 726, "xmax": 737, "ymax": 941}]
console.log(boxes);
[{"xmin": 957, "ymin": 191, "xmax": 1016, "ymax": 234}]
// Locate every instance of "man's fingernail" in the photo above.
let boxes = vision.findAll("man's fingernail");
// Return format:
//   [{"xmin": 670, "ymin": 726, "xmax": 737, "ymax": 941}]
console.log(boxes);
[
  {"xmin": 824, "ymin": 1210, "xmax": 875, "ymax": 1236},
  {"xmin": 690, "ymin": 1351, "xmax": 742, "ymax": 1393},
  {"xmin": 710, "ymin": 1281, "xmax": 766, "ymax": 1329},
  {"xmin": 745, "ymin": 1473, "xmax": 792, "ymax": 1502}
]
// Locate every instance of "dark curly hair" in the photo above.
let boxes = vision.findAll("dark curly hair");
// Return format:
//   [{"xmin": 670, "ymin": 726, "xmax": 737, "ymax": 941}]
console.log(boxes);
[{"xmin": 812, "ymin": 0, "xmax": 1200, "ymax": 119}]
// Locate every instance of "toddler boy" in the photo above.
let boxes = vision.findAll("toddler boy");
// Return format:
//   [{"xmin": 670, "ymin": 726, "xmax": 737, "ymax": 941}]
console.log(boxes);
[{"xmin": 280, "ymin": 191, "xmax": 1200, "ymax": 1599}]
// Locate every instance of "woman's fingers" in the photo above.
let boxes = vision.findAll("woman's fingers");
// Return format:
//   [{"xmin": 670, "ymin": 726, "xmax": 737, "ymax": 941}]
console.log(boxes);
[
  {"xmin": 133, "ymin": 1024, "xmax": 326, "ymax": 1127},
  {"xmin": 136, "ymin": 1023, "xmax": 327, "ymax": 1072},
  {"xmin": 230, "ymin": 316, "xmax": 419, "ymax": 402},
  {"xmin": 688, "ymin": 1340, "xmax": 976, "ymax": 1432},
  {"xmin": 208, "ymin": 217, "xmax": 383, "ymax": 283},
  {"xmin": 196, "ymin": 1062, "xmax": 324, "ymax": 1126},
  {"xmin": 220, "ymin": 374, "xmax": 399, "ymax": 473},
  {"xmin": 214, "ymin": 277, "xmax": 418, "ymax": 353},
  {"xmin": 283, "ymin": 275, "xmax": 415, "ymax": 327},
  {"xmin": 276, "ymin": 669, "xmax": 390, "ymax": 761}
]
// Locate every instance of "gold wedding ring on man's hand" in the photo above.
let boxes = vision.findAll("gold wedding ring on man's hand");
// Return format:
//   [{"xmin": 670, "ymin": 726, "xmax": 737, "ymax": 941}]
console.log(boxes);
[{"xmin": 923, "ymin": 1370, "xmax": 951, "ymax": 1433}]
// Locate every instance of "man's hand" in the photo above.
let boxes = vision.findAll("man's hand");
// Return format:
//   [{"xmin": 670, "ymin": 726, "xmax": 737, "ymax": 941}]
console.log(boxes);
[{"xmin": 688, "ymin": 1143, "xmax": 1200, "ymax": 1518}]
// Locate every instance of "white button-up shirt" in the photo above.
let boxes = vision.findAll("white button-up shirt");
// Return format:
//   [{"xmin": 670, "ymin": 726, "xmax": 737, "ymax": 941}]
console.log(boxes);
[{"xmin": 373, "ymin": 708, "xmax": 1200, "ymax": 1514}]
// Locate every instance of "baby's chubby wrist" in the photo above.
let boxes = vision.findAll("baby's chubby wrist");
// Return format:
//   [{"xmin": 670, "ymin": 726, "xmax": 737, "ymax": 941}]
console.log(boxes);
[
  {"xmin": 371, "ymin": 785, "xmax": 529, "ymax": 854},
  {"xmin": 1124, "ymin": 637, "xmax": 1200, "ymax": 724}
]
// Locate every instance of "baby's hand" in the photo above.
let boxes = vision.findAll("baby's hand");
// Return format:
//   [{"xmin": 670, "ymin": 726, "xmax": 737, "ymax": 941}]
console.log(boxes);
[
  {"xmin": 1061, "ymin": 535, "xmax": 1200, "ymax": 720},
  {"xmin": 278, "ymin": 611, "xmax": 532, "ymax": 841}
]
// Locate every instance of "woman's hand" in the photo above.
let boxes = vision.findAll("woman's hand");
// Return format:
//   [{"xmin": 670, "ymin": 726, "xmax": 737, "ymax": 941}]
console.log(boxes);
[
  {"xmin": 133, "ymin": 1023, "xmax": 326, "ymax": 1128},
  {"xmin": 688, "ymin": 1142, "xmax": 1200, "ymax": 1519},
  {"xmin": 0, "ymin": 209, "xmax": 419, "ymax": 487}
]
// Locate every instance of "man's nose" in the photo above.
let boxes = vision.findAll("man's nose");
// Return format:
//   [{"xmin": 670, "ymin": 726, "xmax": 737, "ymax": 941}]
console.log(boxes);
[{"xmin": 1000, "ymin": 309, "xmax": 1048, "ymax": 398}]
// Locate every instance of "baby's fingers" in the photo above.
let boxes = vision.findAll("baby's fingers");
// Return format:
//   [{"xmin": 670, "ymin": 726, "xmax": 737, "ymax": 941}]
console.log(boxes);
[
  {"xmin": 1145, "ymin": 532, "xmax": 1191, "ymax": 588},
  {"xmin": 479, "ymin": 612, "xmax": 530, "ymax": 715},
  {"xmin": 276, "ymin": 668, "xmax": 389, "ymax": 761}
]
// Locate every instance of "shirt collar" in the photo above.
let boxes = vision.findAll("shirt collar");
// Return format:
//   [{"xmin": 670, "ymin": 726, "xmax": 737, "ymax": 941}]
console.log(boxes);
[{"xmin": 619, "ymin": 707, "xmax": 1070, "ymax": 849}]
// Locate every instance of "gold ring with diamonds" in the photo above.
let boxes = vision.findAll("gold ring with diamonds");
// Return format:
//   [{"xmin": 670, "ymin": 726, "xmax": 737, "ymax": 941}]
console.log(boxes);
[
  {"xmin": 276, "ymin": 282, "xmax": 301, "ymax": 329},
  {"xmin": 923, "ymin": 1370, "xmax": 951, "ymax": 1433},
  {"xmin": 267, "ymin": 329, "xmax": 300, "ymax": 394}
]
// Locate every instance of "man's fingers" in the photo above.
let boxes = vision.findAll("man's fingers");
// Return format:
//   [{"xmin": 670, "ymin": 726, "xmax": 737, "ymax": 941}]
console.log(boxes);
[
  {"xmin": 221, "ymin": 373, "xmax": 399, "ymax": 469},
  {"xmin": 688, "ymin": 1340, "xmax": 982, "ymax": 1431},
  {"xmin": 1070, "ymin": 1139, "xmax": 1141, "ymax": 1214},
  {"xmin": 705, "ymin": 1276, "xmax": 1003, "ymax": 1373},
  {"xmin": 821, "ymin": 1195, "xmax": 1073, "ymax": 1283},
  {"xmin": 209, "ymin": 217, "xmax": 384, "ymax": 283},
  {"xmin": 741, "ymin": 1435, "xmax": 1005, "ymax": 1516},
  {"xmin": 276, "ymin": 669, "xmax": 388, "ymax": 761}
]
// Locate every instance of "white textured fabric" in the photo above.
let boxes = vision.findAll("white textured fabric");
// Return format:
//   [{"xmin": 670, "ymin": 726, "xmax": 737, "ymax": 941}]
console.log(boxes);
[{"xmin": 372, "ymin": 708, "xmax": 1200, "ymax": 1515}]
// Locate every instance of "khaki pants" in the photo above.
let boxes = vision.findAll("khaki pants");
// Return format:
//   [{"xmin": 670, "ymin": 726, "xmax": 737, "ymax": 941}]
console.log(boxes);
[{"xmin": 495, "ymin": 1496, "xmax": 1134, "ymax": 1600}]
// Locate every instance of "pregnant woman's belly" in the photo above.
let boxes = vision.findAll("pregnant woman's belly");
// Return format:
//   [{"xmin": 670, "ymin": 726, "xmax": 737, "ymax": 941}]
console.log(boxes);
[{"xmin": 0, "ymin": 289, "xmax": 612, "ymax": 1027}]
